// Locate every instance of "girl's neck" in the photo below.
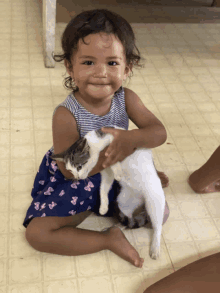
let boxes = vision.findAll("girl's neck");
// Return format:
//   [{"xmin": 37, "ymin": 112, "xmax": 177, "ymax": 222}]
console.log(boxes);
[{"xmin": 74, "ymin": 90, "xmax": 114, "ymax": 116}]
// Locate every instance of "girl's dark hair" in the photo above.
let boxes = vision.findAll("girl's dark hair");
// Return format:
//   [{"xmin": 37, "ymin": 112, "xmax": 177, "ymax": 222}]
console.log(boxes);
[{"xmin": 53, "ymin": 9, "xmax": 145, "ymax": 92}]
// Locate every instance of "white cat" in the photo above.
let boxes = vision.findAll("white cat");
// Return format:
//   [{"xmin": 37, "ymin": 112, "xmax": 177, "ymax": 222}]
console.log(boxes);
[{"xmin": 51, "ymin": 127, "xmax": 166, "ymax": 259}]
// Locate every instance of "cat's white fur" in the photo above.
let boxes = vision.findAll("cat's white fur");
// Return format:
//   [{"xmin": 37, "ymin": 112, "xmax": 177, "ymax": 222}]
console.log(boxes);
[{"xmin": 66, "ymin": 128, "xmax": 165, "ymax": 260}]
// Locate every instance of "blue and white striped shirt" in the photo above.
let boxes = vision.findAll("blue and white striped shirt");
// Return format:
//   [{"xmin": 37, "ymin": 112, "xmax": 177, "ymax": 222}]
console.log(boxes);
[{"xmin": 50, "ymin": 86, "xmax": 129, "ymax": 151}]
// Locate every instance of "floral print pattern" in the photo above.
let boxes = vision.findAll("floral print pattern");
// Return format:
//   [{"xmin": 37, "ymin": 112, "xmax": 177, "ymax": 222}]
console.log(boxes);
[{"xmin": 23, "ymin": 149, "xmax": 120, "ymax": 228}]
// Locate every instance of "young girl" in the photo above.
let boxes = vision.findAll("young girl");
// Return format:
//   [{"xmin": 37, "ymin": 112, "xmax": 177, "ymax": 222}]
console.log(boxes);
[{"xmin": 23, "ymin": 9, "xmax": 169, "ymax": 268}]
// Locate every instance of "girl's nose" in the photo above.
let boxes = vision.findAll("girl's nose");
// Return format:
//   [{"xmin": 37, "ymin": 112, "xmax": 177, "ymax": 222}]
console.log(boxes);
[{"xmin": 94, "ymin": 65, "xmax": 107, "ymax": 77}]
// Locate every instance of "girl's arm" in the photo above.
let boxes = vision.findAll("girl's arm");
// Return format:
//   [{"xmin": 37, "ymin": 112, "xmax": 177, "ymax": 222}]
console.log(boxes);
[
  {"xmin": 124, "ymin": 87, "xmax": 167, "ymax": 149},
  {"xmin": 101, "ymin": 87, "xmax": 167, "ymax": 168}
]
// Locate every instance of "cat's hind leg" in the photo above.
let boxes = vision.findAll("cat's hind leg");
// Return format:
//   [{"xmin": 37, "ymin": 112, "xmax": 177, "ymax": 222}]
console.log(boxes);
[
  {"xmin": 143, "ymin": 175, "xmax": 165, "ymax": 259},
  {"xmin": 99, "ymin": 168, "xmax": 115, "ymax": 215}
]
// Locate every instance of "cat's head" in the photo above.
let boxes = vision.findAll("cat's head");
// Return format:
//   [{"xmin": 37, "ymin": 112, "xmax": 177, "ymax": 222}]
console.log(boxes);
[
  {"xmin": 51, "ymin": 137, "xmax": 92, "ymax": 180},
  {"xmin": 51, "ymin": 129, "xmax": 107, "ymax": 180}
]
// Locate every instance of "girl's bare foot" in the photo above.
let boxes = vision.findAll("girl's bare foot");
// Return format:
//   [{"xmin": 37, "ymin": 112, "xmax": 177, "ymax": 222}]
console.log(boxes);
[
  {"xmin": 188, "ymin": 176, "xmax": 220, "ymax": 194},
  {"xmin": 104, "ymin": 226, "xmax": 144, "ymax": 268},
  {"xmin": 157, "ymin": 171, "xmax": 169, "ymax": 188}
]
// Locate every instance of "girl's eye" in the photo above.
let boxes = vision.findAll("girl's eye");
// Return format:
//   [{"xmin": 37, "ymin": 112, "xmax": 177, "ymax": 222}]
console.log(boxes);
[
  {"xmin": 82, "ymin": 61, "xmax": 118, "ymax": 66},
  {"xmin": 83, "ymin": 61, "xmax": 93, "ymax": 65}
]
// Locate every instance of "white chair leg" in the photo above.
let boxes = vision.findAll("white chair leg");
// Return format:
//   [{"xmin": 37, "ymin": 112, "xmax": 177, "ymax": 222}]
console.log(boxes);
[{"xmin": 43, "ymin": 0, "xmax": 56, "ymax": 68}]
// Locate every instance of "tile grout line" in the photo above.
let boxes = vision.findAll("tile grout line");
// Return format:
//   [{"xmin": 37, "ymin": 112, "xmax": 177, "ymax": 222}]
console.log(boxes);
[
  {"xmin": 7, "ymin": 0, "xmax": 12, "ymax": 289},
  {"xmin": 25, "ymin": 0, "xmax": 44, "ymax": 287}
]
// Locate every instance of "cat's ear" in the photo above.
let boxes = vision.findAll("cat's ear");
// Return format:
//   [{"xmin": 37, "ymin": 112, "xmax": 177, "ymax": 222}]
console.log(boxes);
[
  {"xmin": 50, "ymin": 153, "xmax": 65, "ymax": 162},
  {"xmin": 76, "ymin": 138, "xmax": 87, "ymax": 151}
]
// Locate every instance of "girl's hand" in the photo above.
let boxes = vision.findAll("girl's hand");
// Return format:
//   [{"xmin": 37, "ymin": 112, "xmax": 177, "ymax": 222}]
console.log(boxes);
[{"xmin": 101, "ymin": 127, "xmax": 136, "ymax": 168}]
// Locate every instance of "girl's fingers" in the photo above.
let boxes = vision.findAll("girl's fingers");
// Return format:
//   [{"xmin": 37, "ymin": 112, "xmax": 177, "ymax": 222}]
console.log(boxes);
[{"xmin": 103, "ymin": 155, "xmax": 121, "ymax": 168}]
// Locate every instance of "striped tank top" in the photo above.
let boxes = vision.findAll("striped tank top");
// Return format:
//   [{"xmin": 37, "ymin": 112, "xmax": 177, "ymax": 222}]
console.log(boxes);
[{"xmin": 50, "ymin": 86, "xmax": 129, "ymax": 151}]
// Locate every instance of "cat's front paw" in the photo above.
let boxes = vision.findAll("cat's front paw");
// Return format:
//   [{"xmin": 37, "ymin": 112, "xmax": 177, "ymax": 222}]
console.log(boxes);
[
  {"xmin": 99, "ymin": 205, "xmax": 108, "ymax": 215},
  {"xmin": 149, "ymin": 246, "xmax": 160, "ymax": 260}
]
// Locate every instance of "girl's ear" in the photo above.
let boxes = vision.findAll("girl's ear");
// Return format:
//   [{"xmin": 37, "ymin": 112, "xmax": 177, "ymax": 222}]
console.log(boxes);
[{"xmin": 64, "ymin": 59, "xmax": 72, "ymax": 76}]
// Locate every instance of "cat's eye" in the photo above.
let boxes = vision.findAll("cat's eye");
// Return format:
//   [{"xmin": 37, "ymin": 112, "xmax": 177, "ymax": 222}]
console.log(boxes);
[{"xmin": 77, "ymin": 165, "xmax": 82, "ymax": 171}]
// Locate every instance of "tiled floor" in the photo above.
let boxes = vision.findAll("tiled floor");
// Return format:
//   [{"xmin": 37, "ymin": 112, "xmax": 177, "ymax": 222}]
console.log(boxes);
[{"xmin": 1, "ymin": 0, "xmax": 220, "ymax": 292}]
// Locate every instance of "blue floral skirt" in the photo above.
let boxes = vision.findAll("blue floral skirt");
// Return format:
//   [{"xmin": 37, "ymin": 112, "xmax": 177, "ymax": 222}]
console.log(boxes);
[{"xmin": 23, "ymin": 149, "xmax": 120, "ymax": 228}]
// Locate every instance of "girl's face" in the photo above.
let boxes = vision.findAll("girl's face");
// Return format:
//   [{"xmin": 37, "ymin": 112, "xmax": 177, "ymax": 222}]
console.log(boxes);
[{"xmin": 65, "ymin": 33, "xmax": 131, "ymax": 102}]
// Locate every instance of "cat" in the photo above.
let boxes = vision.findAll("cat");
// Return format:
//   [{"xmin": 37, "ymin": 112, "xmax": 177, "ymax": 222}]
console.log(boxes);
[{"xmin": 51, "ymin": 127, "xmax": 166, "ymax": 259}]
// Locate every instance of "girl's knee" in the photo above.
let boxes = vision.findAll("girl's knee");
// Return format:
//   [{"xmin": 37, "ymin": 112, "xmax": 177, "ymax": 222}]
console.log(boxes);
[{"xmin": 25, "ymin": 218, "xmax": 50, "ymax": 251}]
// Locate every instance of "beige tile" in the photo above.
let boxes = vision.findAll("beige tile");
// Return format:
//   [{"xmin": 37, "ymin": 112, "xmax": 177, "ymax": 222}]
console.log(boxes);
[
  {"xmin": 78, "ymin": 276, "xmax": 114, "ymax": 293},
  {"xmin": 167, "ymin": 124, "xmax": 192, "ymax": 137},
  {"xmin": 133, "ymin": 227, "xmax": 154, "ymax": 247},
  {"xmin": 43, "ymin": 255, "xmax": 76, "ymax": 280},
  {"xmin": 179, "ymin": 200, "xmax": 210, "ymax": 219},
  {"xmin": 107, "ymin": 248, "xmax": 139, "ymax": 274},
  {"xmin": 183, "ymin": 113, "xmax": 207, "ymax": 127},
  {"xmin": 188, "ymin": 124, "xmax": 213, "ymax": 136},
  {"xmin": 178, "ymin": 74, "xmax": 198, "ymax": 83},
  {"xmin": 0, "ymin": 161, "xmax": 9, "ymax": 175},
  {"xmin": 11, "ymin": 130, "xmax": 34, "ymax": 145},
  {"xmin": 141, "ymin": 269, "xmax": 174, "ymax": 291},
  {"xmin": 44, "ymin": 280, "xmax": 78, "ymax": 293},
  {"xmin": 187, "ymin": 219, "xmax": 220, "ymax": 241},
  {"xmin": 10, "ymin": 212, "xmax": 28, "ymax": 233},
  {"xmin": 162, "ymin": 220, "xmax": 193, "ymax": 243},
  {"xmin": 204, "ymin": 199, "xmax": 220, "ymax": 218},
  {"xmin": 11, "ymin": 160, "xmax": 35, "ymax": 175},
  {"xmin": 11, "ymin": 108, "xmax": 32, "ymax": 120},
  {"xmin": 0, "ymin": 259, "xmax": 7, "ymax": 286},
  {"xmin": 175, "ymin": 137, "xmax": 200, "ymax": 151},
  {"xmin": 34, "ymin": 119, "xmax": 51, "ymax": 131},
  {"xmin": 164, "ymin": 165, "xmax": 190, "ymax": 183},
  {"xmin": 112, "ymin": 273, "xmax": 143, "ymax": 293},
  {"xmin": 0, "ymin": 235, "xmax": 7, "ymax": 258},
  {"xmin": 138, "ymin": 244, "xmax": 173, "ymax": 270},
  {"xmin": 11, "ymin": 142, "xmax": 34, "ymax": 160},
  {"xmin": 0, "ymin": 194, "xmax": 8, "ymax": 212},
  {"xmin": 9, "ymin": 257, "xmax": 41, "ymax": 284},
  {"xmin": 31, "ymin": 77, "xmax": 51, "ymax": 87},
  {"xmin": 148, "ymin": 83, "xmax": 168, "ymax": 94},
  {"xmin": 32, "ymin": 96, "xmax": 53, "ymax": 107},
  {"xmin": 11, "ymin": 174, "xmax": 34, "ymax": 193},
  {"xmin": 9, "ymin": 233, "xmax": 40, "ymax": 257},
  {"xmin": 0, "ymin": 145, "xmax": 10, "ymax": 160},
  {"xmin": 194, "ymin": 136, "xmax": 219, "ymax": 152},
  {"xmin": 157, "ymin": 151, "xmax": 184, "ymax": 167},
  {"xmin": 162, "ymin": 113, "xmax": 186, "ymax": 125},
  {"xmin": 34, "ymin": 131, "xmax": 53, "ymax": 144},
  {"xmin": 0, "ymin": 176, "xmax": 9, "ymax": 193},
  {"xmin": 179, "ymin": 150, "xmax": 206, "ymax": 166},
  {"xmin": 195, "ymin": 240, "xmax": 220, "ymax": 257},
  {"xmin": 166, "ymin": 201, "xmax": 183, "ymax": 220},
  {"xmin": 33, "ymin": 107, "xmax": 53, "ymax": 119},
  {"xmin": 166, "ymin": 83, "xmax": 186, "ymax": 93},
  {"xmin": 202, "ymin": 112, "xmax": 220, "ymax": 124},
  {"xmin": 9, "ymin": 284, "xmax": 42, "ymax": 293},
  {"xmin": 166, "ymin": 242, "xmax": 200, "ymax": 269},
  {"xmin": 10, "ymin": 192, "xmax": 33, "ymax": 213},
  {"xmin": 75, "ymin": 251, "xmax": 109, "ymax": 277}
]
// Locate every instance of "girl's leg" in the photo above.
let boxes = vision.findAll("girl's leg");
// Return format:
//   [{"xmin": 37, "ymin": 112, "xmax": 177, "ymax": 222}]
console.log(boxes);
[
  {"xmin": 144, "ymin": 252, "xmax": 220, "ymax": 293},
  {"xmin": 25, "ymin": 213, "xmax": 144, "ymax": 268},
  {"xmin": 188, "ymin": 145, "xmax": 220, "ymax": 193}
]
